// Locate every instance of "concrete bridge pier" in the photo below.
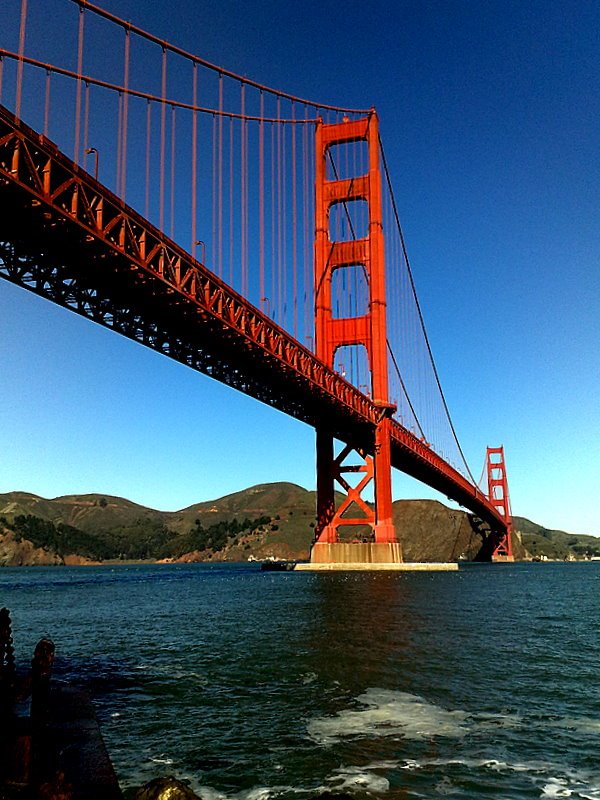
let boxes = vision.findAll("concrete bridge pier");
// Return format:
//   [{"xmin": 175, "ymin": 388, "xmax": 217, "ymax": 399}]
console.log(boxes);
[{"xmin": 295, "ymin": 541, "xmax": 458, "ymax": 571}]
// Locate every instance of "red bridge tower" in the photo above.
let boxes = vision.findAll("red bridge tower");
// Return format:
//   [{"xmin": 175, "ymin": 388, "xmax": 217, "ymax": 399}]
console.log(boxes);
[
  {"xmin": 486, "ymin": 446, "xmax": 514, "ymax": 561},
  {"xmin": 311, "ymin": 112, "xmax": 402, "ymax": 566}
]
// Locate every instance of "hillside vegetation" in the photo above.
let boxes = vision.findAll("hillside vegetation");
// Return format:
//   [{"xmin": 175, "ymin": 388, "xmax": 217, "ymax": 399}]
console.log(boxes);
[
  {"xmin": 513, "ymin": 516, "xmax": 600, "ymax": 559},
  {"xmin": 0, "ymin": 483, "xmax": 595, "ymax": 566}
]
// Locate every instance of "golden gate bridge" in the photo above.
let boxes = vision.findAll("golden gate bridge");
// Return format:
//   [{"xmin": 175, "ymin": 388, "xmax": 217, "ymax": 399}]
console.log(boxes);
[{"xmin": 0, "ymin": 0, "xmax": 513, "ymax": 565}]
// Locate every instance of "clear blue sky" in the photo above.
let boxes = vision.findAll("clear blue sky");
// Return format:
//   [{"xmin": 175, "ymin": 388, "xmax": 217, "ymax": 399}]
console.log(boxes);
[{"xmin": 0, "ymin": 0, "xmax": 598, "ymax": 535}]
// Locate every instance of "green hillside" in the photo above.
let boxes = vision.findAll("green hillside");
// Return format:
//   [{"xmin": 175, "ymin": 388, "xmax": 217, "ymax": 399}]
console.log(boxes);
[
  {"xmin": 513, "ymin": 516, "xmax": 600, "ymax": 559},
  {"xmin": 1, "ymin": 483, "xmax": 596, "ymax": 566}
]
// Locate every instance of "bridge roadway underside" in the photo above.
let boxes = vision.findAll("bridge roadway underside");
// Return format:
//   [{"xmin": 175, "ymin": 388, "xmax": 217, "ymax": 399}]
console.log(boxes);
[{"xmin": 0, "ymin": 105, "xmax": 504, "ymax": 532}]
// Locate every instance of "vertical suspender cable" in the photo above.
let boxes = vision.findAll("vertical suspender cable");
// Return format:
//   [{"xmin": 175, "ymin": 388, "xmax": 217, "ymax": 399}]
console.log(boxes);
[
  {"xmin": 281, "ymin": 108, "xmax": 287, "ymax": 327},
  {"xmin": 390, "ymin": 190, "xmax": 399, "ymax": 411},
  {"xmin": 292, "ymin": 104, "xmax": 298, "ymax": 338},
  {"xmin": 302, "ymin": 106, "xmax": 310, "ymax": 347},
  {"xmin": 121, "ymin": 27, "xmax": 130, "ymax": 199},
  {"xmin": 191, "ymin": 62, "xmax": 198, "ymax": 261},
  {"xmin": 270, "ymin": 120, "xmax": 276, "ymax": 316},
  {"xmin": 259, "ymin": 91, "xmax": 265, "ymax": 311},
  {"xmin": 15, "ymin": 0, "xmax": 28, "ymax": 121},
  {"xmin": 170, "ymin": 105, "xmax": 176, "ymax": 239},
  {"xmin": 82, "ymin": 81, "xmax": 90, "ymax": 159},
  {"xmin": 211, "ymin": 113, "xmax": 216, "ymax": 268},
  {"xmin": 218, "ymin": 74, "xmax": 223, "ymax": 278},
  {"xmin": 159, "ymin": 47, "xmax": 167, "ymax": 234},
  {"xmin": 0, "ymin": 56, "xmax": 4, "ymax": 104},
  {"xmin": 74, "ymin": 4, "xmax": 85, "ymax": 164},
  {"xmin": 240, "ymin": 82, "xmax": 247, "ymax": 297},
  {"xmin": 276, "ymin": 96, "xmax": 282, "ymax": 322},
  {"xmin": 239, "ymin": 82, "xmax": 244, "ymax": 294},
  {"xmin": 347, "ymin": 146, "xmax": 353, "ymax": 385},
  {"xmin": 43, "ymin": 70, "xmax": 51, "ymax": 137},
  {"xmin": 116, "ymin": 91, "xmax": 123, "ymax": 191},
  {"xmin": 228, "ymin": 116, "xmax": 234, "ymax": 285},
  {"xmin": 243, "ymin": 87, "xmax": 249, "ymax": 299},
  {"xmin": 145, "ymin": 99, "xmax": 151, "ymax": 220}
]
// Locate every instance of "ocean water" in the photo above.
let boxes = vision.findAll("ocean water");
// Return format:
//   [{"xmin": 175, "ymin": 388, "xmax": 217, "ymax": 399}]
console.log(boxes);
[{"xmin": 1, "ymin": 561, "xmax": 600, "ymax": 799}]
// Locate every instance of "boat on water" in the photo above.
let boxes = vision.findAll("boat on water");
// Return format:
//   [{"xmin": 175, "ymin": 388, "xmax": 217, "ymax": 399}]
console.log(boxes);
[{"xmin": 259, "ymin": 559, "xmax": 297, "ymax": 571}]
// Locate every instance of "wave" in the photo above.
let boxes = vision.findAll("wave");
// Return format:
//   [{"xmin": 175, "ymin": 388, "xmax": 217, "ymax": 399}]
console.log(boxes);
[{"xmin": 398, "ymin": 755, "xmax": 600, "ymax": 798}]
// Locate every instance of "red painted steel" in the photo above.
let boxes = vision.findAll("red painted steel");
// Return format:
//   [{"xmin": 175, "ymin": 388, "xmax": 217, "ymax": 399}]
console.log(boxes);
[
  {"xmin": 314, "ymin": 113, "xmax": 396, "ymax": 544},
  {"xmin": 486, "ymin": 446, "xmax": 514, "ymax": 558},
  {"xmin": 0, "ymin": 104, "xmax": 508, "ymax": 537}
]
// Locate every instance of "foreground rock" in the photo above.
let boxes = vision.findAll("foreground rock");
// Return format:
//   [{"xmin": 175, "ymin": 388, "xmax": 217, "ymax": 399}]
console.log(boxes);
[{"xmin": 134, "ymin": 777, "xmax": 200, "ymax": 800}]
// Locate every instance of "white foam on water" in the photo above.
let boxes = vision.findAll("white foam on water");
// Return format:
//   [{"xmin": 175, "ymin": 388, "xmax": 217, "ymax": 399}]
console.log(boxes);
[
  {"xmin": 478, "ymin": 710, "xmax": 600, "ymax": 737},
  {"xmin": 398, "ymin": 756, "xmax": 583, "ymax": 776},
  {"xmin": 400, "ymin": 756, "xmax": 524, "ymax": 772},
  {"xmin": 150, "ymin": 755, "xmax": 174, "ymax": 765},
  {"xmin": 541, "ymin": 778, "xmax": 573, "ymax": 797},
  {"xmin": 197, "ymin": 787, "xmax": 228, "ymax": 800},
  {"xmin": 197, "ymin": 786, "xmax": 306, "ymax": 800},
  {"xmin": 395, "ymin": 756, "xmax": 600, "ymax": 799},
  {"xmin": 400, "ymin": 759, "xmax": 421, "ymax": 771},
  {"xmin": 360, "ymin": 760, "xmax": 399, "ymax": 770},
  {"xmin": 327, "ymin": 765, "xmax": 390, "ymax": 794},
  {"xmin": 244, "ymin": 789, "xmax": 274, "ymax": 800},
  {"xmin": 546, "ymin": 717, "xmax": 600, "ymax": 735},
  {"xmin": 307, "ymin": 688, "xmax": 469, "ymax": 745}
]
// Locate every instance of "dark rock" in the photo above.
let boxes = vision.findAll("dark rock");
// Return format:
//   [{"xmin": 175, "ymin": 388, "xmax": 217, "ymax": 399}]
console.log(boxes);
[{"xmin": 134, "ymin": 777, "xmax": 200, "ymax": 800}]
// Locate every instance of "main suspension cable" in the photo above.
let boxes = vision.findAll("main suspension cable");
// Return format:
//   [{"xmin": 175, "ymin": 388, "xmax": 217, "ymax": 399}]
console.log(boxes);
[
  {"xmin": 379, "ymin": 134, "xmax": 478, "ymax": 486},
  {"xmin": 0, "ymin": 49, "xmax": 320, "ymax": 124},
  {"xmin": 69, "ymin": 0, "xmax": 370, "ymax": 116}
]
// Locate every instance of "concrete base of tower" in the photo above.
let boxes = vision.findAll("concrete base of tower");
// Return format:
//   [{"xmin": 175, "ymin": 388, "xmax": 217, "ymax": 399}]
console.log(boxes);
[
  {"xmin": 295, "ymin": 542, "xmax": 458, "ymax": 571},
  {"xmin": 491, "ymin": 554, "xmax": 515, "ymax": 563}
]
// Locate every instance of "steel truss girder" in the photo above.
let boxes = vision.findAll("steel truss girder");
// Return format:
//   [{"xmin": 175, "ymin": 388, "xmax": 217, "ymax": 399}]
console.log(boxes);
[{"xmin": 0, "ymin": 104, "xmax": 507, "ymax": 535}]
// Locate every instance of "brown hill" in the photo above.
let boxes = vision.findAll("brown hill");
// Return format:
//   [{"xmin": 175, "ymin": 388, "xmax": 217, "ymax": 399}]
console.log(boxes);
[
  {"xmin": 0, "ymin": 483, "xmax": 530, "ymax": 564},
  {"xmin": 0, "ymin": 490, "xmax": 163, "ymax": 533}
]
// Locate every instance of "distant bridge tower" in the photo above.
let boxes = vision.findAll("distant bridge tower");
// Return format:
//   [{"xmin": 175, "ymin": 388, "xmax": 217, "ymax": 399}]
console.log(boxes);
[
  {"xmin": 486, "ymin": 446, "xmax": 514, "ymax": 561},
  {"xmin": 311, "ymin": 111, "xmax": 402, "ymax": 566}
]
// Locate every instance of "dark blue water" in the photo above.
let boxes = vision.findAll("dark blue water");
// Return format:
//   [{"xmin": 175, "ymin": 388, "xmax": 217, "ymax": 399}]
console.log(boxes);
[{"xmin": 2, "ymin": 562, "xmax": 600, "ymax": 799}]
